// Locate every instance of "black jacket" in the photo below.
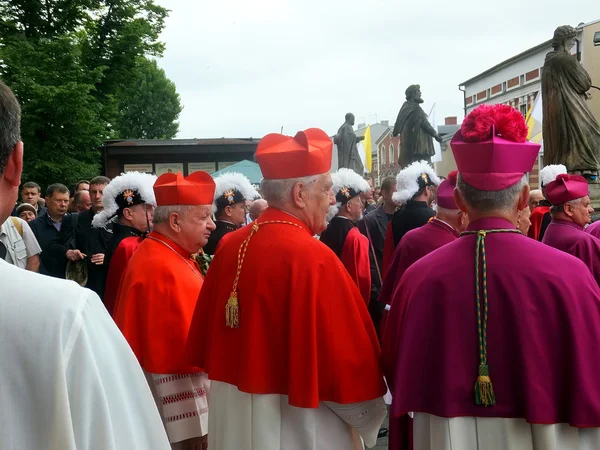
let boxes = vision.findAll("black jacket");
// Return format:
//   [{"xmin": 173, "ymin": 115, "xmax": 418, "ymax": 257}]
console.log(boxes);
[
  {"xmin": 48, "ymin": 209, "xmax": 112, "ymax": 297},
  {"xmin": 29, "ymin": 213, "xmax": 74, "ymax": 278},
  {"xmin": 204, "ymin": 221, "xmax": 238, "ymax": 255},
  {"xmin": 391, "ymin": 200, "xmax": 435, "ymax": 247}
]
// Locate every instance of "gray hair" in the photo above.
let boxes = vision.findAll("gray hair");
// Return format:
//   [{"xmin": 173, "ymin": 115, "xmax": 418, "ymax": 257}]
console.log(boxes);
[
  {"xmin": 153, "ymin": 205, "xmax": 196, "ymax": 224},
  {"xmin": 550, "ymin": 197, "xmax": 583, "ymax": 214},
  {"xmin": 261, "ymin": 175, "xmax": 320, "ymax": 205},
  {"xmin": 0, "ymin": 81, "xmax": 21, "ymax": 175},
  {"xmin": 457, "ymin": 174, "xmax": 527, "ymax": 213}
]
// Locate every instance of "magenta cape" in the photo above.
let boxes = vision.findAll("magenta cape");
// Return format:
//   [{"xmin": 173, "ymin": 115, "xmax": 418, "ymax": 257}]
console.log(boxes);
[
  {"xmin": 382, "ymin": 217, "xmax": 600, "ymax": 426},
  {"xmin": 379, "ymin": 219, "xmax": 458, "ymax": 307},
  {"xmin": 543, "ymin": 219, "xmax": 600, "ymax": 286}
]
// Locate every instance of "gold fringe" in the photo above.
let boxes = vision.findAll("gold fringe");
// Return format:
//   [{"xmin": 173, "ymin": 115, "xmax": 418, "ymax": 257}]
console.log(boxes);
[
  {"xmin": 474, "ymin": 365, "xmax": 496, "ymax": 406},
  {"xmin": 226, "ymin": 292, "xmax": 239, "ymax": 328}
]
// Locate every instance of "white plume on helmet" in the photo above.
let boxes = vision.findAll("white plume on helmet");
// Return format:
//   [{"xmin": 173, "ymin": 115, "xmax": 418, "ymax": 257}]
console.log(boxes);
[
  {"xmin": 213, "ymin": 172, "xmax": 259, "ymax": 204},
  {"xmin": 392, "ymin": 160, "xmax": 440, "ymax": 204},
  {"xmin": 540, "ymin": 164, "xmax": 567, "ymax": 188},
  {"xmin": 92, "ymin": 172, "xmax": 157, "ymax": 229},
  {"xmin": 327, "ymin": 168, "xmax": 371, "ymax": 222}
]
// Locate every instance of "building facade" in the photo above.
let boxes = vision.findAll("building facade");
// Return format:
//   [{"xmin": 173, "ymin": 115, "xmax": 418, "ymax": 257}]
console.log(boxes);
[{"xmin": 102, "ymin": 138, "xmax": 259, "ymax": 179}]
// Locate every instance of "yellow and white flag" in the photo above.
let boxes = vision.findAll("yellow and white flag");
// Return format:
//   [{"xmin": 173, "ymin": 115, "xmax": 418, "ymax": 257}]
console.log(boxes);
[
  {"xmin": 363, "ymin": 125, "xmax": 372, "ymax": 173},
  {"xmin": 525, "ymin": 92, "xmax": 543, "ymax": 144}
]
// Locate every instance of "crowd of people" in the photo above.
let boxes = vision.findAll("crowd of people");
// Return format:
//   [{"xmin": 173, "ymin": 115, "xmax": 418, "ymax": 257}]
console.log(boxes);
[{"xmin": 3, "ymin": 79, "xmax": 600, "ymax": 450}]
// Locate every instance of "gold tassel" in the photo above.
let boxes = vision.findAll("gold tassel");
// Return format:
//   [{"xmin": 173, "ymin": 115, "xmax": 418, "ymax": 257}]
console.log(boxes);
[
  {"xmin": 226, "ymin": 292, "xmax": 239, "ymax": 328},
  {"xmin": 474, "ymin": 364, "xmax": 496, "ymax": 406}
]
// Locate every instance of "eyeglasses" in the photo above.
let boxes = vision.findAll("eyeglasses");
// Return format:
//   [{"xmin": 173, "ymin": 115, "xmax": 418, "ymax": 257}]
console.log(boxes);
[{"xmin": 0, "ymin": 242, "xmax": 7, "ymax": 260}]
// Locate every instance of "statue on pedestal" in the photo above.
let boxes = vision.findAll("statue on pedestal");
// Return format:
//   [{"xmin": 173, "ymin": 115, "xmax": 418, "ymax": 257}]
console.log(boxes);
[
  {"xmin": 541, "ymin": 25, "xmax": 600, "ymax": 178},
  {"xmin": 334, "ymin": 113, "xmax": 365, "ymax": 174},
  {"xmin": 393, "ymin": 85, "xmax": 442, "ymax": 169}
]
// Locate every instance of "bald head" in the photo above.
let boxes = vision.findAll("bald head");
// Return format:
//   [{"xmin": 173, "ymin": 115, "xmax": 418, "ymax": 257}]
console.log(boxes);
[
  {"xmin": 249, "ymin": 199, "xmax": 268, "ymax": 221},
  {"xmin": 528, "ymin": 189, "xmax": 544, "ymax": 210}
]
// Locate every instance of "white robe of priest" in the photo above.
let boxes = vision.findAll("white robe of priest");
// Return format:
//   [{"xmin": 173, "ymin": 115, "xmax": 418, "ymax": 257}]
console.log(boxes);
[
  {"xmin": 0, "ymin": 259, "xmax": 171, "ymax": 450},
  {"xmin": 209, "ymin": 381, "xmax": 387, "ymax": 450},
  {"xmin": 413, "ymin": 414, "xmax": 600, "ymax": 450}
]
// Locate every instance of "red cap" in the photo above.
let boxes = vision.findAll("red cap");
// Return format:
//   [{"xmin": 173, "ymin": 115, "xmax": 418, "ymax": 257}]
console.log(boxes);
[
  {"xmin": 153, "ymin": 171, "xmax": 216, "ymax": 206},
  {"xmin": 545, "ymin": 174, "xmax": 589, "ymax": 205},
  {"xmin": 256, "ymin": 128, "xmax": 332, "ymax": 179},
  {"xmin": 437, "ymin": 171, "xmax": 458, "ymax": 209},
  {"xmin": 451, "ymin": 105, "xmax": 540, "ymax": 191}
]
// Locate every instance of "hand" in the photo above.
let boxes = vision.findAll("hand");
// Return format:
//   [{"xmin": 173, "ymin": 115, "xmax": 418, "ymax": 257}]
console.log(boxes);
[
  {"xmin": 357, "ymin": 135, "xmax": 365, "ymax": 141},
  {"xmin": 435, "ymin": 134, "xmax": 443, "ymax": 143},
  {"xmin": 91, "ymin": 253, "xmax": 105, "ymax": 265},
  {"xmin": 66, "ymin": 249, "xmax": 86, "ymax": 261},
  {"xmin": 180, "ymin": 436, "xmax": 208, "ymax": 450}
]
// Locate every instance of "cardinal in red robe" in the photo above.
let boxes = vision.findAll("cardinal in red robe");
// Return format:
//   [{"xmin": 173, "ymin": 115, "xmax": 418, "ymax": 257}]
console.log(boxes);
[
  {"xmin": 186, "ymin": 128, "xmax": 387, "ymax": 450},
  {"xmin": 320, "ymin": 168, "xmax": 372, "ymax": 304},
  {"xmin": 114, "ymin": 171, "xmax": 217, "ymax": 450},
  {"xmin": 542, "ymin": 173, "xmax": 600, "ymax": 285},
  {"xmin": 382, "ymin": 104, "xmax": 600, "ymax": 450},
  {"xmin": 92, "ymin": 171, "xmax": 157, "ymax": 316}
]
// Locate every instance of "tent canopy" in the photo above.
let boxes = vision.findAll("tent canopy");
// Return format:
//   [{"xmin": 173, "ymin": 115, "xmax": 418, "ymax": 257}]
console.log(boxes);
[{"xmin": 211, "ymin": 160, "xmax": 263, "ymax": 185}]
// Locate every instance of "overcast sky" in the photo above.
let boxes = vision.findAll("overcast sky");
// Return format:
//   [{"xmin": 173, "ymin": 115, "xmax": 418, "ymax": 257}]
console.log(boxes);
[{"xmin": 157, "ymin": 0, "xmax": 597, "ymax": 139}]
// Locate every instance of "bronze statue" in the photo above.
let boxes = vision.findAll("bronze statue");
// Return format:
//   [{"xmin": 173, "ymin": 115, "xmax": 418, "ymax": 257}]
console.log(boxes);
[
  {"xmin": 393, "ymin": 85, "xmax": 442, "ymax": 168},
  {"xmin": 334, "ymin": 113, "xmax": 365, "ymax": 174},
  {"xmin": 542, "ymin": 25, "xmax": 600, "ymax": 177}
]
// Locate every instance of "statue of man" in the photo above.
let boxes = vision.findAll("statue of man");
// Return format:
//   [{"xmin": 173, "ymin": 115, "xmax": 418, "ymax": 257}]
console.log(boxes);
[
  {"xmin": 542, "ymin": 25, "xmax": 600, "ymax": 177},
  {"xmin": 335, "ymin": 113, "xmax": 365, "ymax": 174},
  {"xmin": 393, "ymin": 85, "xmax": 442, "ymax": 169}
]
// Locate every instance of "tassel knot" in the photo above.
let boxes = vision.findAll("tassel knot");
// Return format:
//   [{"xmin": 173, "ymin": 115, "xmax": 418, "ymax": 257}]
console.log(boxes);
[
  {"xmin": 226, "ymin": 292, "xmax": 239, "ymax": 328},
  {"xmin": 474, "ymin": 364, "xmax": 496, "ymax": 406}
]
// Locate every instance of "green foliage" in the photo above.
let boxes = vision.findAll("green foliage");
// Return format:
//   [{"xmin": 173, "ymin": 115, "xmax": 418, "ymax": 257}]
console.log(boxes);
[
  {"xmin": 0, "ymin": 0, "xmax": 176, "ymax": 188},
  {"xmin": 115, "ymin": 57, "xmax": 182, "ymax": 139}
]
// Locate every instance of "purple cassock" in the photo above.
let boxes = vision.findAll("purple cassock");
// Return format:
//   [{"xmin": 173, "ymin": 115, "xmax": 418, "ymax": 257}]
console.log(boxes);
[
  {"xmin": 542, "ymin": 219, "xmax": 600, "ymax": 285},
  {"xmin": 587, "ymin": 220, "xmax": 600, "ymax": 239},
  {"xmin": 379, "ymin": 218, "xmax": 458, "ymax": 307},
  {"xmin": 382, "ymin": 217, "xmax": 600, "ymax": 440}
]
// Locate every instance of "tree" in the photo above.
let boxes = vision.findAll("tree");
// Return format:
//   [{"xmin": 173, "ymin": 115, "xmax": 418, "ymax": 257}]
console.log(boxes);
[
  {"xmin": 0, "ymin": 0, "xmax": 170, "ymax": 187},
  {"xmin": 115, "ymin": 57, "xmax": 182, "ymax": 139}
]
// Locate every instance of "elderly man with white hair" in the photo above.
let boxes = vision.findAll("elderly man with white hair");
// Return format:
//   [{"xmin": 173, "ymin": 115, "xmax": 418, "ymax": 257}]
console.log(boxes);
[
  {"xmin": 186, "ymin": 128, "xmax": 387, "ymax": 450},
  {"xmin": 320, "ymin": 168, "xmax": 372, "ymax": 304},
  {"xmin": 114, "ymin": 171, "xmax": 217, "ymax": 450}
]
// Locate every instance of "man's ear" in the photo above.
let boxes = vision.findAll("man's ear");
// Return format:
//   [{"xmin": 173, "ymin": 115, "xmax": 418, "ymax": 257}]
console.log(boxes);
[
  {"xmin": 3, "ymin": 142, "xmax": 23, "ymax": 187},
  {"xmin": 123, "ymin": 208, "xmax": 134, "ymax": 221},
  {"xmin": 453, "ymin": 187, "xmax": 468, "ymax": 213},
  {"xmin": 517, "ymin": 184, "xmax": 530, "ymax": 211}
]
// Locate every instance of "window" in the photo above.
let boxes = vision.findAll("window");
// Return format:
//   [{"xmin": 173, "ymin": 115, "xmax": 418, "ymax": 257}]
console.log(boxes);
[
  {"xmin": 519, "ymin": 103, "xmax": 527, "ymax": 116},
  {"xmin": 389, "ymin": 144, "xmax": 395, "ymax": 166}
]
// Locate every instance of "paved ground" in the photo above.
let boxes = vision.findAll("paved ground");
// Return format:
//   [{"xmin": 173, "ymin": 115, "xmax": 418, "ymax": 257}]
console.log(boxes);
[{"xmin": 373, "ymin": 416, "xmax": 389, "ymax": 450}]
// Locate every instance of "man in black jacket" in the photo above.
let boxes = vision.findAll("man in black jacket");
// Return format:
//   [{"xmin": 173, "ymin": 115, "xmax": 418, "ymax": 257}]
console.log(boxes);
[{"xmin": 48, "ymin": 176, "xmax": 111, "ymax": 296}]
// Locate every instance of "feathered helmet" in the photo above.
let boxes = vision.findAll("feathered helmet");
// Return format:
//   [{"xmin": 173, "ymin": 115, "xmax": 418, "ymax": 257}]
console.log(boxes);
[
  {"xmin": 327, "ymin": 168, "xmax": 371, "ymax": 221},
  {"xmin": 392, "ymin": 160, "xmax": 440, "ymax": 204},
  {"xmin": 540, "ymin": 164, "xmax": 567, "ymax": 189},
  {"xmin": 213, "ymin": 172, "xmax": 259, "ymax": 211},
  {"xmin": 92, "ymin": 172, "xmax": 157, "ymax": 229}
]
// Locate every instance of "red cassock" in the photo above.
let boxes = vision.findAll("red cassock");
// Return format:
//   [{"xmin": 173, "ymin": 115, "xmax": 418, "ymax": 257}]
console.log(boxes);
[
  {"xmin": 186, "ymin": 207, "xmax": 386, "ymax": 408},
  {"xmin": 528, "ymin": 205, "xmax": 550, "ymax": 240},
  {"xmin": 104, "ymin": 236, "xmax": 143, "ymax": 317},
  {"xmin": 382, "ymin": 223, "xmax": 395, "ymax": 276},
  {"xmin": 319, "ymin": 217, "xmax": 371, "ymax": 304},
  {"xmin": 114, "ymin": 231, "xmax": 204, "ymax": 374},
  {"xmin": 382, "ymin": 217, "xmax": 600, "ymax": 450},
  {"xmin": 542, "ymin": 219, "xmax": 600, "ymax": 285}
]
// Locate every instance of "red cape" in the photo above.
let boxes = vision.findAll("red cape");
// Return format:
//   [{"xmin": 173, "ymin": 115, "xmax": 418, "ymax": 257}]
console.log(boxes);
[
  {"xmin": 383, "ymin": 217, "xmax": 600, "ymax": 427},
  {"xmin": 528, "ymin": 205, "xmax": 550, "ymax": 240},
  {"xmin": 186, "ymin": 208, "xmax": 386, "ymax": 408},
  {"xmin": 114, "ymin": 231, "xmax": 204, "ymax": 374},
  {"xmin": 341, "ymin": 227, "xmax": 371, "ymax": 304},
  {"xmin": 104, "ymin": 236, "xmax": 143, "ymax": 317}
]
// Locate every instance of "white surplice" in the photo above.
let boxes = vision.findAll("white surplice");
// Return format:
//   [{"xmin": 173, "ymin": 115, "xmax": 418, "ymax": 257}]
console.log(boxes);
[
  {"xmin": 0, "ymin": 259, "xmax": 171, "ymax": 450},
  {"xmin": 413, "ymin": 413, "xmax": 600, "ymax": 450},
  {"xmin": 208, "ymin": 381, "xmax": 387, "ymax": 450},
  {"xmin": 145, "ymin": 372, "xmax": 210, "ymax": 446}
]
